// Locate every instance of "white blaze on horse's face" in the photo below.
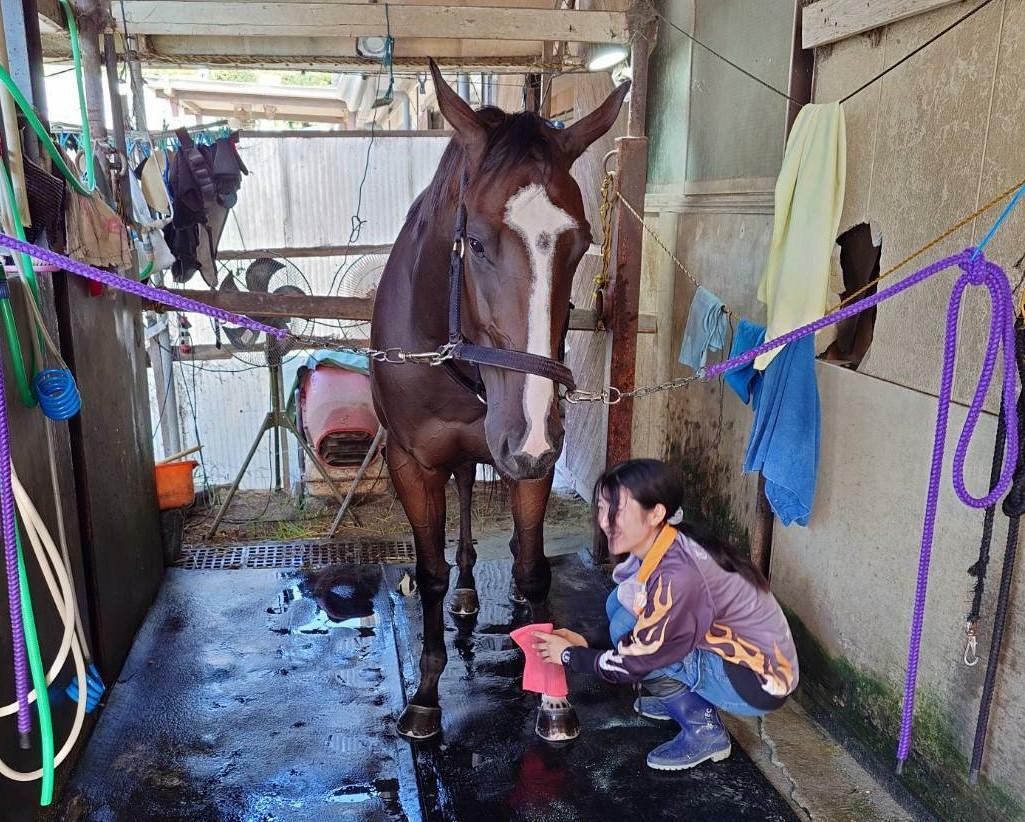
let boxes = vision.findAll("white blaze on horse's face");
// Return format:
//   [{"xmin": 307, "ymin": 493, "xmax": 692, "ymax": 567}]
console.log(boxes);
[{"xmin": 503, "ymin": 183, "xmax": 577, "ymax": 459}]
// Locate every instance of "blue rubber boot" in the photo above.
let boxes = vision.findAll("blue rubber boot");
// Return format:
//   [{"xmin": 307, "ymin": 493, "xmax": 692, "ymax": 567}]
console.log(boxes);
[
  {"xmin": 633, "ymin": 695, "xmax": 671, "ymax": 721},
  {"xmin": 646, "ymin": 688, "xmax": 732, "ymax": 770}
]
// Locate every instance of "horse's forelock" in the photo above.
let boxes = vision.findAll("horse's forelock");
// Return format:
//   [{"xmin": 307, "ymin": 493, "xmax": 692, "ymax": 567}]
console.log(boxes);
[{"xmin": 411, "ymin": 109, "xmax": 563, "ymax": 232}]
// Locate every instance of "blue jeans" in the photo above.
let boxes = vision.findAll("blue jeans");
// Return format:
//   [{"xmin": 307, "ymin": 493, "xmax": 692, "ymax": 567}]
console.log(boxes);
[{"xmin": 605, "ymin": 588, "xmax": 768, "ymax": 717}]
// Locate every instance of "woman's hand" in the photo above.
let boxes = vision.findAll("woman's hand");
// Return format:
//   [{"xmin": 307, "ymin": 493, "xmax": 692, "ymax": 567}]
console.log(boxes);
[
  {"xmin": 533, "ymin": 628, "xmax": 587, "ymax": 666},
  {"xmin": 553, "ymin": 628, "xmax": 588, "ymax": 647}
]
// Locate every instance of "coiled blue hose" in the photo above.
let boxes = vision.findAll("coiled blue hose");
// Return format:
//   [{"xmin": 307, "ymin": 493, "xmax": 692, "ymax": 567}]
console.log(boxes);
[{"xmin": 31, "ymin": 369, "xmax": 81, "ymax": 421}]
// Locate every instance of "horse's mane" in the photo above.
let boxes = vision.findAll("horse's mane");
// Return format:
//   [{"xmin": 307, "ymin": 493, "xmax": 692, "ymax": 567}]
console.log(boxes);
[{"xmin": 407, "ymin": 107, "xmax": 556, "ymax": 233}]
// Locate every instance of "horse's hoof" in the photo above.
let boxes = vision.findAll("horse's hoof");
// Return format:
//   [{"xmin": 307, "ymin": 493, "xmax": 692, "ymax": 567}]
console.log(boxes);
[
  {"xmin": 535, "ymin": 701, "xmax": 580, "ymax": 743},
  {"xmin": 450, "ymin": 588, "xmax": 480, "ymax": 616},
  {"xmin": 397, "ymin": 704, "xmax": 442, "ymax": 740},
  {"xmin": 509, "ymin": 582, "xmax": 528, "ymax": 605}
]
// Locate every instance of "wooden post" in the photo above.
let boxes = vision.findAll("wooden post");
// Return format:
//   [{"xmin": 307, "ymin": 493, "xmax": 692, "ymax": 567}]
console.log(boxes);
[
  {"xmin": 73, "ymin": 0, "xmax": 108, "ymax": 139},
  {"xmin": 126, "ymin": 40, "xmax": 148, "ymax": 131},
  {"xmin": 604, "ymin": 35, "xmax": 651, "ymax": 469},
  {"xmin": 103, "ymin": 33, "xmax": 132, "ymax": 218}
]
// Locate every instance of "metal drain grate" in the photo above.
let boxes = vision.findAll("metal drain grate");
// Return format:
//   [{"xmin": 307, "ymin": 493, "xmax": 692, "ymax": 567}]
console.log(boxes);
[{"xmin": 176, "ymin": 539, "xmax": 417, "ymax": 570}]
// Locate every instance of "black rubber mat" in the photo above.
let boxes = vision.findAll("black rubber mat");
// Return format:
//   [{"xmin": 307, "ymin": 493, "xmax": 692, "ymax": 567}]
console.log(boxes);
[{"xmin": 54, "ymin": 553, "xmax": 795, "ymax": 821}]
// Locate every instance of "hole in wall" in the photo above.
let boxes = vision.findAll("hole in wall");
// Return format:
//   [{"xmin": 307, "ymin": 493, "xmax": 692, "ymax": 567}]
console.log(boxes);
[{"xmin": 820, "ymin": 222, "xmax": 881, "ymax": 370}]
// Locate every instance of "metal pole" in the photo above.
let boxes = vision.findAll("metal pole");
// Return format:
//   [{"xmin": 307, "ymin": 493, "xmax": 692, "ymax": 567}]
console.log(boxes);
[
  {"xmin": 19, "ymin": 0, "xmax": 47, "ymax": 133},
  {"xmin": 0, "ymin": 6, "xmax": 32, "ymax": 224},
  {"xmin": 146, "ymin": 318, "xmax": 181, "ymax": 456}
]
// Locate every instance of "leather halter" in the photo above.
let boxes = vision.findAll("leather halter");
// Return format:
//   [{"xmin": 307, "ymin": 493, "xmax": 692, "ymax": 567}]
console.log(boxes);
[{"xmin": 443, "ymin": 173, "xmax": 578, "ymax": 400}]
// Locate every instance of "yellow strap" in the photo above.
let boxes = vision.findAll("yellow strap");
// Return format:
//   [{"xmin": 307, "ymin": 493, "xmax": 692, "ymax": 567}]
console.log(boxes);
[{"xmin": 637, "ymin": 525, "xmax": 679, "ymax": 584}]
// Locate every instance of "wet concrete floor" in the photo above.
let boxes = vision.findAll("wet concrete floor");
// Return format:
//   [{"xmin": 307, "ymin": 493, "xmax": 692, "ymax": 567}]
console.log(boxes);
[{"xmin": 55, "ymin": 553, "xmax": 794, "ymax": 821}]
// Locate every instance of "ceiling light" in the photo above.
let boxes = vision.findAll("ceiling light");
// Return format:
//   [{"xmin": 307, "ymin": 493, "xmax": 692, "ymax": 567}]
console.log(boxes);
[{"xmin": 356, "ymin": 37, "xmax": 390, "ymax": 59}]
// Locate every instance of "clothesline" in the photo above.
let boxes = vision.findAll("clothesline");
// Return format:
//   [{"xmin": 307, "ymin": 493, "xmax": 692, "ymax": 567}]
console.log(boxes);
[{"xmin": 653, "ymin": 0, "xmax": 998, "ymax": 107}]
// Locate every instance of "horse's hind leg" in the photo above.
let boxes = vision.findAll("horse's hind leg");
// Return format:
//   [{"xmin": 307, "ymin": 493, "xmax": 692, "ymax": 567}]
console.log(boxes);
[
  {"xmin": 510, "ymin": 475, "xmax": 580, "ymax": 743},
  {"xmin": 387, "ymin": 440, "xmax": 451, "ymax": 740},
  {"xmin": 450, "ymin": 463, "xmax": 480, "ymax": 616}
]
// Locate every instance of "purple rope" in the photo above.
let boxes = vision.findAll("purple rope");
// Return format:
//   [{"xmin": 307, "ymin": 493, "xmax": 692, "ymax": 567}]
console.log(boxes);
[
  {"xmin": 895, "ymin": 253, "xmax": 1016, "ymax": 770},
  {"xmin": 0, "ymin": 234, "xmax": 287, "ymax": 340},
  {"xmin": 707, "ymin": 249, "xmax": 1018, "ymax": 771},
  {"xmin": 0, "ymin": 337, "xmax": 30, "ymax": 735}
]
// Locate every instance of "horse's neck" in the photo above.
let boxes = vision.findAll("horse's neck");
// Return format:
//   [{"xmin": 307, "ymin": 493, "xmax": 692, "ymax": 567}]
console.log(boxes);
[{"xmin": 397, "ymin": 202, "xmax": 457, "ymax": 344}]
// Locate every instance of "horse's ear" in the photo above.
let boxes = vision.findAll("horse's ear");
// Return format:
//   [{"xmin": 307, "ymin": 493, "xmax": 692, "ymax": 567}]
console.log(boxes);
[
  {"xmin": 429, "ymin": 59, "xmax": 487, "ymax": 166},
  {"xmin": 557, "ymin": 80, "xmax": 631, "ymax": 163}
]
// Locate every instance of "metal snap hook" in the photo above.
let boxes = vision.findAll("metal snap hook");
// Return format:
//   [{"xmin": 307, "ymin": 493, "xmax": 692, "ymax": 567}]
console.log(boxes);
[{"xmin": 964, "ymin": 634, "xmax": 979, "ymax": 666}]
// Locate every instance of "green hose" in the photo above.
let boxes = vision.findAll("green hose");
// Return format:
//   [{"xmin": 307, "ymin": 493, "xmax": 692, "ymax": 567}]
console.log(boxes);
[
  {"xmin": 0, "ymin": 157, "xmax": 42, "ymax": 406},
  {"xmin": 16, "ymin": 526, "xmax": 55, "ymax": 806},
  {"xmin": 0, "ymin": 66, "xmax": 91, "ymax": 197},
  {"xmin": 56, "ymin": 0, "xmax": 93, "ymax": 194}
]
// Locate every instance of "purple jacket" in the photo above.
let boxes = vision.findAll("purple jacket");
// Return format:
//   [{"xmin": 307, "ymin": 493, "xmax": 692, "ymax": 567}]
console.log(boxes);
[{"xmin": 566, "ymin": 528, "xmax": 799, "ymax": 708}]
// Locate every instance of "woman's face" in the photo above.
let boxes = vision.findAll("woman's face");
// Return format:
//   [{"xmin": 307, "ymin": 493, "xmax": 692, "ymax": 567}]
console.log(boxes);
[{"xmin": 597, "ymin": 486, "xmax": 666, "ymax": 557}]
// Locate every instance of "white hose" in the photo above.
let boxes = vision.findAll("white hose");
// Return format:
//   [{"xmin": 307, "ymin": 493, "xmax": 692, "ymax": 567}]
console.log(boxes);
[
  {"xmin": 0, "ymin": 468, "xmax": 75, "ymax": 716},
  {"xmin": 0, "ymin": 464, "xmax": 88, "ymax": 780}
]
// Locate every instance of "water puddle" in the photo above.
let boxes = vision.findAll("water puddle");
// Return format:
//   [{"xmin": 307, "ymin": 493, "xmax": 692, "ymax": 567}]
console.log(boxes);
[
  {"xmin": 327, "ymin": 778, "xmax": 400, "ymax": 805},
  {"xmin": 267, "ymin": 569, "xmax": 381, "ymax": 637}
]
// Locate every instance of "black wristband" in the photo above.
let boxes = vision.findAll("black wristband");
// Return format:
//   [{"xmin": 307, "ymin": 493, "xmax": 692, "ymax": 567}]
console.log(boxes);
[{"xmin": 561, "ymin": 647, "xmax": 572, "ymax": 666}]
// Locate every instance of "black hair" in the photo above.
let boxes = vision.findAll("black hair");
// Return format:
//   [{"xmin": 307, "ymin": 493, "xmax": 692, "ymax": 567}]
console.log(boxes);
[{"xmin": 593, "ymin": 459, "xmax": 769, "ymax": 592}]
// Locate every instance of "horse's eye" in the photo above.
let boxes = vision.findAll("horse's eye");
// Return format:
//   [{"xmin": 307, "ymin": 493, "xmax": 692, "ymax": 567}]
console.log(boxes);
[{"xmin": 468, "ymin": 237, "xmax": 486, "ymax": 258}]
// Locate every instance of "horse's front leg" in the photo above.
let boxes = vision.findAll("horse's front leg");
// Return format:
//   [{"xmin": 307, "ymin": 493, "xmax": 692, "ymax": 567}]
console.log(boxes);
[
  {"xmin": 509, "ymin": 474, "xmax": 580, "ymax": 743},
  {"xmin": 388, "ymin": 440, "xmax": 451, "ymax": 740},
  {"xmin": 449, "ymin": 462, "xmax": 480, "ymax": 616}
]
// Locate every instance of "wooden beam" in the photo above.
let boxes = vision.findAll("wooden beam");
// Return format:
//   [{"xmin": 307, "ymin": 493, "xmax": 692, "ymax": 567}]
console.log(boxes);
[
  {"xmin": 802, "ymin": 0, "xmax": 963, "ymax": 49},
  {"xmin": 172, "ymin": 104, "xmax": 352, "ymax": 125},
  {"xmin": 216, "ymin": 243, "xmax": 393, "ymax": 260},
  {"xmin": 151, "ymin": 289, "xmax": 656, "ymax": 332},
  {"xmin": 146, "ymin": 34, "xmax": 542, "ymax": 60},
  {"xmin": 119, "ymin": 3, "xmax": 629, "ymax": 43},
  {"xmin": 36, "ymin": 0, "xmax": 65, "ymax": 31},
  {"xmin": 167, "ymin": 290, "xmax": 377, "ymax": 320},
  {"xmin": 168, "ymin": 339, "xmax": 369, "ymax": 362},
  {"xmin": 237, "ymin": 129, "xmax": 451, "ymax": 139}
]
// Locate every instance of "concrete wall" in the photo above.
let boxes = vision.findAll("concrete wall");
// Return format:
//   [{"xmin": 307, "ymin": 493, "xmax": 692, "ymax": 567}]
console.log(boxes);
[
  {"xmin": 641, "ymin": 0, "xmax": 789, "ymax": 547},
  {"xmin": 641, "ymin": 0, "xmax": 1025, "ymax": 815},
  {"xmin": 770, "ymin": 2, "xmax": 1025, "ymax": 815}
]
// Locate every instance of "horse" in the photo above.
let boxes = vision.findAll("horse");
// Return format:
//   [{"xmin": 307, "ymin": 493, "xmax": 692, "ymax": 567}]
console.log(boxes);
[{"xmin": 370, "ymin": 60, "xmax": 628, "ymax": 742}]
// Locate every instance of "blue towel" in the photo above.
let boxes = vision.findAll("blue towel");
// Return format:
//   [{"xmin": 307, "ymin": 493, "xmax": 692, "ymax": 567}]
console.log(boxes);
[
  {"xmin": 679, "ymin": 286, "xmax": 728, "ymax": 371},
  {"xmin": 724, "ymin": 319, "xmax": 765, "ymax": 405},
  {"xmin": 743, "ymin": 335, "xmax": 820, "ymax": 527}
]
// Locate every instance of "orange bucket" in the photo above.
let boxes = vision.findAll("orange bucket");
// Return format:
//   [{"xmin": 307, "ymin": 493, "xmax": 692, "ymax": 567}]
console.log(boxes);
[{"xmin": 154, "ymin": 460, "xmax": 198, "ymax": 510}]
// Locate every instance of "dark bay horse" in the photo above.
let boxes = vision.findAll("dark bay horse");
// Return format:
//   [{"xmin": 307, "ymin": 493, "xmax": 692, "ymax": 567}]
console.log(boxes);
[{"xmin": 370, "ymin": 61, "xmax": 628, "ymax": 741}]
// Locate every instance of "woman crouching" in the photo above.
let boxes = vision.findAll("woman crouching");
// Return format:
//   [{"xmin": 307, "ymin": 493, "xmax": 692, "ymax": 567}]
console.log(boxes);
[{"xmin": 534, "ymin": 458, "xmax": 799, "ymax": 771}]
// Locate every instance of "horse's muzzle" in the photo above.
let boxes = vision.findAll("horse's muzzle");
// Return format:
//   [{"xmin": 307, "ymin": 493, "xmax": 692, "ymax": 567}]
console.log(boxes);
[{"xmin": 495, "ymin": 433, "xmax": 561, "ymax": 481}]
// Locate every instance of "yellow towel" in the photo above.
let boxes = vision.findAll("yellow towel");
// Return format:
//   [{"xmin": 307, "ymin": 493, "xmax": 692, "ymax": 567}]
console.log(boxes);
[{"xmin": 755, "ymin": 102, "xmax": 846, "ymax": 370}]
